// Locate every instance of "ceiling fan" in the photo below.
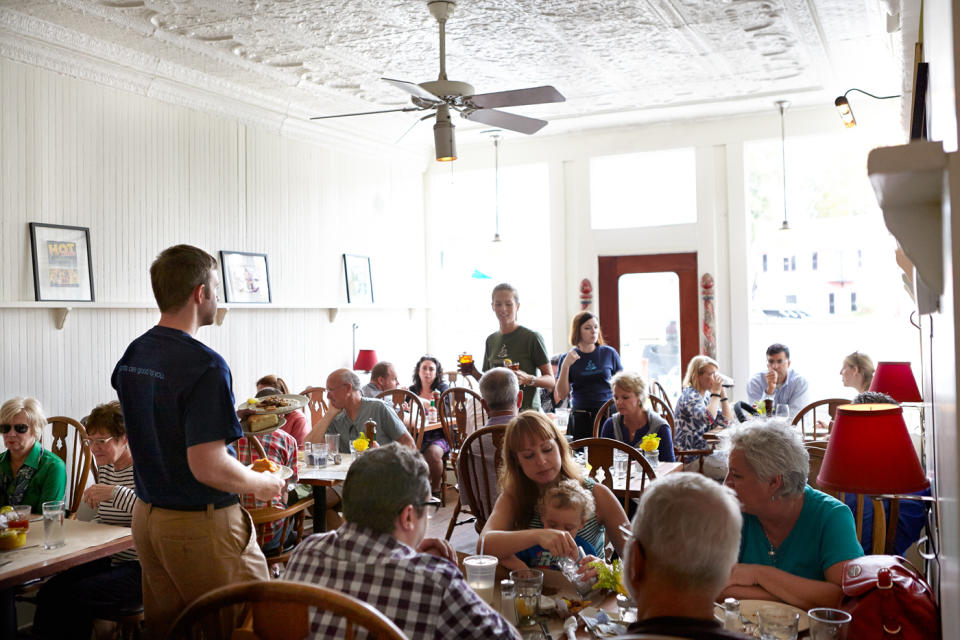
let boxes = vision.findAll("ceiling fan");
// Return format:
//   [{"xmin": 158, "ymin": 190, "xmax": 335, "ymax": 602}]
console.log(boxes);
[{"xmin": 309, "ymin": 0, "xmax": 566, "ymax": 161}]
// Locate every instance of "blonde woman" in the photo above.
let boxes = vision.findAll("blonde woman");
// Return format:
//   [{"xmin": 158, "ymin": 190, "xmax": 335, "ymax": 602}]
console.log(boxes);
[
  {"xmin": 674, "ymin": 356, "xmax": 733, "ymax": 479},
  {"xmin": 599, "ymin": 372, "xmax": 675, "ymax": 461},
  {"xmin": 0, "ymin": 397, "xmax": 65, "ymax": 512},
  {"xmin": 840, "ymin": 352, "xmax": 875, "ymax": 394}
]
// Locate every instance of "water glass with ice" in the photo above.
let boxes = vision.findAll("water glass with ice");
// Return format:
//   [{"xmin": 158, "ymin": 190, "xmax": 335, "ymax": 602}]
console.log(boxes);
[
  {"xmin": 758, "ymin": 606, "xmax": 799, "ymax": 640},
  {"xmin": 510, "ymin": 568, "xmax": 543, "ymax": 627},
  {"xmin": 42, "ymin": 500, "xmax": 66, "ymax": 550},
  {"xmin": 807, "ymin": 608, "xmax": 851, "ymax": 640},
  {"xmin": 613, "ymin": 450, "xmax": 628, "ymax": 478}
]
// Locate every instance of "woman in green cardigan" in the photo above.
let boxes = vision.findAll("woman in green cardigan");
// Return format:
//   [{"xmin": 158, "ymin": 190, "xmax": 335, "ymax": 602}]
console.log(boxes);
[{"xmin": 0, "ymin": 397, "xmax": 66, "ymax": 513}]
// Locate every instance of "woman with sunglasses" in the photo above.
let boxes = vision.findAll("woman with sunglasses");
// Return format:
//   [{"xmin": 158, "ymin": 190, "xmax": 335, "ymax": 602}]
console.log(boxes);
[
  {"xmin": 33, "ymin": 401, "xmax": 141, "ymax": 640},
  {"xmin": 0, "ymin": 397, "xmax": 65, "ymax": 513}
]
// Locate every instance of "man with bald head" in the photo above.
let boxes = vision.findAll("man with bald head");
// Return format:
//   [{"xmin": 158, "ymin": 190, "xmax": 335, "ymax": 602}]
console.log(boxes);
[{"xmin": 479, "ymin": 367, "xmax": 523, "ymax": 426}]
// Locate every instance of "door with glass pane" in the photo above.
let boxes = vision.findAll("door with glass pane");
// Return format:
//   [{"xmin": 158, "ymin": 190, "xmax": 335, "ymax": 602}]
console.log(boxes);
[{"xmin": 598, "ymin": 254, "xmax": 699, "ymax": 404}]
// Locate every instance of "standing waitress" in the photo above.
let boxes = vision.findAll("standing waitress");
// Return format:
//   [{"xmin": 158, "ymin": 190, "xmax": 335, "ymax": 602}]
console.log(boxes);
[
  {"xmin": 460, "ymin": 283, "xmax": 554, "ymax": 411},
  {"xmin": 555, "ymin": 311, "xmax": 622, "ymax": 439}
]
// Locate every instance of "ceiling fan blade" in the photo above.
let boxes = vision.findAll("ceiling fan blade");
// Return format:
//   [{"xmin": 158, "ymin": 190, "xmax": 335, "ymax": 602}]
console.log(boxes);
[
  {"xmin": 381, "ymin": 77, "xmax": 442, "ymax": 104},
  {"xmin": 466, "ymin": 85, "xmax": 565, "ymax": 110},
  {"xmin": 463, "ymin": 109, "xmax": 548, "ymax": 135},
  {"xmin": 310, "ymin": 106, "xmax": 423, "ymax": 120}
]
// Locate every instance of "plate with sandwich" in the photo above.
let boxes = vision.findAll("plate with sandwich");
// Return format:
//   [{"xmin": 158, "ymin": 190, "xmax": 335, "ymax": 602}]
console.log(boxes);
[
  {"xmin": 238, "ymin": 394, "xmax": 308, "ymax": 415},
  {"xmin": 247, "ymin": 458, "xmax": 294, "ymax": 481},
  {"xmin": 241, "ymin": 413, "xmax": 287, "ymax": 435}
]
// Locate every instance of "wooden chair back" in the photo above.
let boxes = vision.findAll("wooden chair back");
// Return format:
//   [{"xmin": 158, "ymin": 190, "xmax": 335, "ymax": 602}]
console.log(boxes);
[
  {"xmin": 377, "ymin": 389, "xmax": 427, "ymax": 448},
  {"xmin": 591, "ymin": 398, "xmax": 617, "ymax": 438},
  {"xmin": 438, "ymin": 387, "xmax": 486, "ymax": 453},
  {"xmin": 45, "ymin": 416, "xmax": 93, "ymax": 517},
  {"xmin": 457, "ymin": 425, "xmax": 506, "ymax": 534},
  {"xmin": 168, "ymin": 579, "xmax": 408, "ymax": 640},
  {"xmin": 444, "ymin": 371, "xmax": 475, "ymax": 389},
  {"xmin": 648, "ymin": 396, "xmax": 675, "ymax": 435},
  {"xmin": 247, "ymin": 498, "xmax": 315, "ymax": 571},
  {"xmin": 792, "ymin": 398, "xmax": 849, "ymax": 441},
  {"xmin": 300, "ymin": 387, "xmax": 328, "ymax": 428},
  {"xmin": 649, "ymin": 380, "xmax": 673, "ymax": 412},
  {"xmin": 570, "ymin": 437, "xmax": 656, "ymax": 512}
]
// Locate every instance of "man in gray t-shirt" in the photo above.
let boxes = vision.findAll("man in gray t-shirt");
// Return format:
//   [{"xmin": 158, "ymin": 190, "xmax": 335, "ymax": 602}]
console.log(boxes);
[{"xmin": 360, "ymin": 361, "xmax": 400, "ymax": 399}]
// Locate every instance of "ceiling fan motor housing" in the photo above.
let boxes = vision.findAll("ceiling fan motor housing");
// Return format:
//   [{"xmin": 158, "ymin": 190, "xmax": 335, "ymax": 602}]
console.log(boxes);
[
  {"xmin": 427, "ymin": 0, "xmax": 456, "ymax": 22},
  {"xmin": 417, "ymin": 80, "xmax": 475, "ymax": 104}
]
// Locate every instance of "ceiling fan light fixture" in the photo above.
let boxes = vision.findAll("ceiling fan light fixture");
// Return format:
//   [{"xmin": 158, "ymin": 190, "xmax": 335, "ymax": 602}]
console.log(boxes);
[
  {"xmin": 835, "ymin": 95, "xmax": 856, "ymax": 128},
  {"xmin": 433, "ymin": 105, "xmax": 456, "ymax": 162}
]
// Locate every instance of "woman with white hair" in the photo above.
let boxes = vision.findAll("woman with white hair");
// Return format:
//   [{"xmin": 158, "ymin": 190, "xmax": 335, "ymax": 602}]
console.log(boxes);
[
  {"xmin": 674, "ymin": 355, "xmax": 733, "ymax": 479},
  {"xmin": 0, "ymin": 397, "xmax": 66, "ymax": 512},
  {"xmin": 720, "ymin": 419, "xmax": 863, "ymax": 610}
]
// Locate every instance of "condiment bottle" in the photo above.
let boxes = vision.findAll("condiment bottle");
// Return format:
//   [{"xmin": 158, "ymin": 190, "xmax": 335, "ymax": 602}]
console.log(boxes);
[
  {"xmin": 364, "ymin": 420, "xmax": 377, "ymax": 441},
  {"xmin": 500, "ymin": 579, "xmax": 517, "ymax": 625},
  {"xmin": 722, "ymin": 597, "xmax": 741, "ymax": 631},
  {"xmin": 428, "ymin": 400, "xmax": 438, "ymax": 422}
]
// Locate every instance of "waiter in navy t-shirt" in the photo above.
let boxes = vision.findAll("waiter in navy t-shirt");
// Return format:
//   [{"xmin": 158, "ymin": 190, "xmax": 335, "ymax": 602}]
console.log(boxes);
[{"xmin": 112, "ymin": 244, "xmax": 283, "ymax": 639}]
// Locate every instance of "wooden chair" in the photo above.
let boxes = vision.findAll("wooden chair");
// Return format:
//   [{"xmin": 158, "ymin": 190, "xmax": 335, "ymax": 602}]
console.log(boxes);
[
  {"xmin": 645, "ymin": 397, "xmax": 710, "ymax": 473},
  {"xmin": 454, "ymin": 425, "xmax": 506, "ymax": 536},
  {"xmin": 792, "ymin": 398, "xmax": 849, "ymax": 441},
  {"xmin": 570, "ymin": 437, "xmax": 656, "ymax": 512},
  {"xmin": 248, "ymin": 498, "xmax": 315, "ymax": 574},
  {"xmin": 650, "ymin": 380, "xmax": 673, "ymax": 412},
  {"xmin": 591, "ymin": 398, "xmax": 617, "ymax": 437},
  {"xmin": 168, "ymin": 579, "xmax": 408, "ymax": 640},
  {"xmin": 444, "ymin": 371, "xmax": 475, "ymax": 389},
  {"xmin": 377, "ymin": 389, "xmax": 427, "ymax": 448},
  {"xmin": 300, "ymin": 387, "xmax": 328, "ymax": 428},
  {"xmin": 46, "ymin": 416, "xmax": 94, "ymax": 517},
  {"xmin": 438, "ymin": 387, "xmax": 487, "ymax": 509}
]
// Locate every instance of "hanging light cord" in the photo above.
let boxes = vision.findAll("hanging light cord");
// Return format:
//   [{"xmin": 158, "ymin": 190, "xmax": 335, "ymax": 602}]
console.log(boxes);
[
  {"xmin": 842, "ymin": 88, "xmax": 901, "ymax": 101},
  {"xmin": 493, "ymin": 134, "xmax": 501, "ymax": 242},
  {"xmin": 778, "ymin": 101, "xmax": 789, "ymax": 230}
]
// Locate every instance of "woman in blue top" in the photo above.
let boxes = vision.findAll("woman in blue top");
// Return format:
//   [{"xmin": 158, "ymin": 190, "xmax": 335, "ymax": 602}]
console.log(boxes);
[
  {"xmin": 720, "ymin": 420, "xmax": 863, "ymax": 610},
  {"xmin": 555, "ymin": 312, "xmax": 623, "ymax": 440},
  {"xmin": 599, "ymin": 372, "xmax": 675, "ymax": 461}
]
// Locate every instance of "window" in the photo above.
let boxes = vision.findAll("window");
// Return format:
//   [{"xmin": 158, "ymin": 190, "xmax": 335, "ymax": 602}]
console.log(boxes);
[
  {"xmin": 786, "ymin": 295, "xmax": 797, "ymax": 304},
  {"xmin": 783, "ymin": 257, "xmax": 789, "ymax": 271},
  {"xmin": 829, "ymin": 293, "xmax": 835, "ymax": 314},
  {"xmin": 790, "ymin": 256, "xmax": 796, "ymax": 271},
  {"xmin": 812, "ymin": 252, "xmax": 818, "ymax": 270},
  {"xmin": 857, "ymin": 249, "xmax": 863, "ymax": 268},
  {"xmin": 851, "ymin": 292, "xmax": 857, "ymax": 312},
  {"xmin": 590, "ymin": 148, "xmax": 697, "ymax": 229},
  {"xmin": 762, "ymin": 254, "xmax": 768, "ymax": 272}
]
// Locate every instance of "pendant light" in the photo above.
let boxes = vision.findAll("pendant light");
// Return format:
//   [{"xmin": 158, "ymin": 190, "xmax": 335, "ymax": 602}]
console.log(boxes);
[{"xmin": 776, "ymin": 100, "xmax": 791, "ymax": 231}]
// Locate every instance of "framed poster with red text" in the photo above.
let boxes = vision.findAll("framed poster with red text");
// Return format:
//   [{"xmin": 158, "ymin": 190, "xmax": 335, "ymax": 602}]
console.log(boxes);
[{"xmin": 29, "ymin": 223, "xmax": 94, "ymax": 302}]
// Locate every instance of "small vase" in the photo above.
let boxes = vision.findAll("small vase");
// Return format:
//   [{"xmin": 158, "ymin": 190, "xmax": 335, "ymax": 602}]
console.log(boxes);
[{"xmin": 643, "ymin": 450, "xmax": 659, "ymax": 469}]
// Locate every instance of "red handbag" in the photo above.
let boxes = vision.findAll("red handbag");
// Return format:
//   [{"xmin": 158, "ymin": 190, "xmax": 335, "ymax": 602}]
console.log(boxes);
[{"xmin": 840, "ymin": 555, "xmax": 940, "ymax": 639}]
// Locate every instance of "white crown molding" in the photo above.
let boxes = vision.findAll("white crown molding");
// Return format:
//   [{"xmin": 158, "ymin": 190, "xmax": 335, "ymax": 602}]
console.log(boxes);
[{"xmin": 0, "ymin": 10, "xmax": 425, "ymax": 164}]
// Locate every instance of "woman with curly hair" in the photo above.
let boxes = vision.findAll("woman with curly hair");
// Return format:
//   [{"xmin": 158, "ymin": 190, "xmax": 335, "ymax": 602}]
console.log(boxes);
[{"xmin": 409, "ymin": 355, "xmax": 450, "ymax": 495}]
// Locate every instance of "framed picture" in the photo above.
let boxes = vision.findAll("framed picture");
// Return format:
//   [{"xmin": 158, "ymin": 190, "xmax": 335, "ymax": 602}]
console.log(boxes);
[
  {"xmin": 343, "ymin": 254, "xmax": 374, "ymax": 304},
  {"xmin": 29, "ymin": 223, "xmax": 95, "ymax": 302},
  {"xmin": 220, "ymin": 251, "xmax": 271, "ymax": 303}
]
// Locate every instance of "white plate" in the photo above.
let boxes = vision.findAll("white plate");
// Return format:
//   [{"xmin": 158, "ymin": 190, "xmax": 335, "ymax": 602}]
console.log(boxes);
[
  {"xmin": 238, "ymin": 394, "xmax": 308, "ymax": 415},
  {"xmin": 241, "ymin": 415, "xmax": 286, "ymax": 436},
  {"xmin": 247, "ymin": 462, "xmax": 294, "ymax": 481}
]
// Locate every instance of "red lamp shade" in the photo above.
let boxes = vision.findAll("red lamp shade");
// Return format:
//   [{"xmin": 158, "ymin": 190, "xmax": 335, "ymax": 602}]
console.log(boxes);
[
  {"xmin": 817, "ymin": 403, "xmax": 929, "ymax": 494},
  {"xmin": 353, "ymin": 349, "xmax": 378, "ymax": 372},
  {"xmin": 869, "ymin": 361, "xmax": 922, "ymax": 403}
]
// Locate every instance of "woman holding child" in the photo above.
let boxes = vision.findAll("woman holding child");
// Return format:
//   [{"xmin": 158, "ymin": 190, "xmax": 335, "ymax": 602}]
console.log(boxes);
[{"xmin": 482, "ymin": 412, "xmax": 630, "ymax": 575}]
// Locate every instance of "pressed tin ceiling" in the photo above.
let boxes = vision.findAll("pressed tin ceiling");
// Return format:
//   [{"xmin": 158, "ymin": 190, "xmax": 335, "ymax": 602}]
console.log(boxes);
[{"xmin": 0, "ymin": 0, "xmax": 912, "ymax": 151}]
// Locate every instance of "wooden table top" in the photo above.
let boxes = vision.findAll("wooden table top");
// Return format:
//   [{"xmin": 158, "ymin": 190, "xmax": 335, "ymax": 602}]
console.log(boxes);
[{"xmin": 0, "ymin": 518, "xmax": 133, "ymax": 590}]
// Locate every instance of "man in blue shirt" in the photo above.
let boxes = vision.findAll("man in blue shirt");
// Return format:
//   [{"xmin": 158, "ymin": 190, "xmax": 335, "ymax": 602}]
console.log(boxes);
[
  {"xmin": 112, "ymin": 244, "xmax": 283, "ymax": 639},
  {"xmin": 745, "ymin": 343, "xmax": 810, "ymax": 418}
]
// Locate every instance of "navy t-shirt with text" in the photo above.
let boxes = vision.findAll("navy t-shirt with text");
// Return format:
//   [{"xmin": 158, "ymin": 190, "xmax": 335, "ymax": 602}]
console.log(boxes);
[
  {"xmin": 557, "ymin": 345, "xmax": 623, "ymax": 410},
  {"xmin": 111, "ymin": 326, "xmax": 243, "ymax": 507}
]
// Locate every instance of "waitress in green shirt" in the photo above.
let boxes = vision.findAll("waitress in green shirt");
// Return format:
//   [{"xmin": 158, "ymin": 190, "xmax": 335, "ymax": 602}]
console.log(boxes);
[
  {"xmin": 460, "ymin": 283, "xmax": 554, "ymax": 411},
  {"xmin": 0, "ymin": 397, "xmax": 66, "ymax": 513}
]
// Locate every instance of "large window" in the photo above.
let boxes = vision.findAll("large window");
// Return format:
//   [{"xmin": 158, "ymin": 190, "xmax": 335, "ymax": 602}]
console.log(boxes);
[
  {"xmin": 590, "ymin": 148, "xmax": 697, "ymax": 229},
  {"xmin": 427, "ymin": 163, "xmax": 553, "ymax": 365},
  {"xmin": 745, "ymin": 130, "xmax": 918, "ymax": 401}
]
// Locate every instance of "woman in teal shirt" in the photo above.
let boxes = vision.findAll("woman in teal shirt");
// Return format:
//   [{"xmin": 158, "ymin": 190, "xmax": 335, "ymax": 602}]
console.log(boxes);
[
  {"xmin": 0, "ymin": 397, "xmax": 66, "ymax": 513},
  {"xmin": 720, "ymin": 419, "xmax": 862, "ymax": 610}
]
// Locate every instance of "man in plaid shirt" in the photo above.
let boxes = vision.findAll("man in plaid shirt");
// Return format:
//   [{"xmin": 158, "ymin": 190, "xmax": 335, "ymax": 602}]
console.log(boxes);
[
  {"xmin": 236, "ymin": 428, "xmax": 298, "ymax": 552},
  {"xmin": 284, "ymin": 443, "xmax": 519, "ymax": 639}
]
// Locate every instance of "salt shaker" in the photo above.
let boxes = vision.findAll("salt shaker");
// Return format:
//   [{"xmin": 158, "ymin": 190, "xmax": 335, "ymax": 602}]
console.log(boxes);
[
  {"xmin": 722, "ymin": 597, "xmax": 741, "ymax": 631},
  {"xmin": 499, "ymin": 579, "xmax": 517, "ymax": 625}
]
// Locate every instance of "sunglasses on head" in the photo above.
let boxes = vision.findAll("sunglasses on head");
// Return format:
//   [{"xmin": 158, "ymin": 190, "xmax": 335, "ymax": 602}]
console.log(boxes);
[{"xmin": 0, "ymin": 423, "xmax": 30, "ymax": 435}]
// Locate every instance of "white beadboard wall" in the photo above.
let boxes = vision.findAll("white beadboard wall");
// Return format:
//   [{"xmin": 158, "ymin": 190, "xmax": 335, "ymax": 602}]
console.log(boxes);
[{"xmin": 0, "ymin": 57, "xmax": 430, "ymax": 422}]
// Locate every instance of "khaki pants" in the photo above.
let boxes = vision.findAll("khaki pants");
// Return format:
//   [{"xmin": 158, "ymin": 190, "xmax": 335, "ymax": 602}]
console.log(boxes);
[{"xmin": 132, "ymin": 500, "xmax": 268, "ymax": 639}]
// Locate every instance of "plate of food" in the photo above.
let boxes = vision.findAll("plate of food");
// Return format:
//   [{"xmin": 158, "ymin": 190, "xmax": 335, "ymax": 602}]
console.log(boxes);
[
  {"xmin": 241, "ymin": 414, "xmax": 287, "ymax": 435},
  {"xmin": 714, "ymin": 600, "xmax": 809, "ymax": 635},
  {"xmin": 247, "ymin": 458, "xmax": 294, "ymax": 481},
  {"xmin": 238, "ymin": 394, "xmax": 308, "ymax": 415}
]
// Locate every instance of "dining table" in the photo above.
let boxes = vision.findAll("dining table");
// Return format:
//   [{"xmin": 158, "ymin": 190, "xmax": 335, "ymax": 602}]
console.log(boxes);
[{"xmin": 0, "ymin": 517, "xmax": 134, "ymax": 636}]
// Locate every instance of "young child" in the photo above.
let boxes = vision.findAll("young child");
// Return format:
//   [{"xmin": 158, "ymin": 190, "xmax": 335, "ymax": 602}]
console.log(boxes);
[{"xmin": 515, "ymin": 478, "xmax": 599, "ymax": 569}]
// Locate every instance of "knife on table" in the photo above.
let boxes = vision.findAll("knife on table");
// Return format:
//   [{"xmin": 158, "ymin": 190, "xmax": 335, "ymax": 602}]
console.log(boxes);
[{"xmin": 539, "ymin": 619, "xmax": 554, "ymax": 640}]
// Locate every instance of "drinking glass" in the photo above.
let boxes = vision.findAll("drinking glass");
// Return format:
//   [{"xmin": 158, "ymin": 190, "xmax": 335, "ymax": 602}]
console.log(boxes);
[
  {"xmin": 758, "ymin": 606, "xmax": 799, "ymax": 640},
  {"xmin": 325, "ymin": 433, "xmax": 340, "ymax": 455},
  {"xmin": 42, "ymin": 500, "xmax": 66, "ymax": 550},
  {"xmin": 313, "ymin": 442, "xmax": 328, "ymax": 467},
  {"xmin": 555, "ymin": 408, "xmax": 570, "ymax": 429},
  {"xmin": 775, "ymin": 404, "xmax": 790, "ymax": 418},
  {"xmin": 808, "ymin": 608, "xmax": 851, "ymax": 640},
  {"xmin": 510, "ymin": 568, "xmax": 543, "ymax": 627},
  {"xmin": 613, "ymin": 450, "xmax": 628, "ymax": 478},
  {"xmin": 463, "ymin": 555, "xmax": 498, "ymax": 605},
  {"xmin": 642, "ymin": 450, "xmax": 659, "ymax": 470}
]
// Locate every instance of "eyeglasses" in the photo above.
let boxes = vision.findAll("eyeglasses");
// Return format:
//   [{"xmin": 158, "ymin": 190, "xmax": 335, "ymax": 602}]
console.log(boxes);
[
  {"xmin": 326, "ymin": 383, "xmax": 349, "ymax": 395},
  {"xmin": 618, "ymin": 523, "xmax": 645, "ymax": 558},
  {"xmin": 82, "ymin": 437, "xmax": 115, "ymax": 447},
  {"xmin": 415, "ymin": 496, "xmax": 443, "ymax": 519},
  {"xmin": 0, "ymin": 423, "xmax": 30, "ymax": 435}
]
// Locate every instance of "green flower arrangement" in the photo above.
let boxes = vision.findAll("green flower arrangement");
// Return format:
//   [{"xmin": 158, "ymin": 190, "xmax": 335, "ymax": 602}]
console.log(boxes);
[{"xmin": 589, "ymin": 558, "xmax": 629, "ymax": 596}]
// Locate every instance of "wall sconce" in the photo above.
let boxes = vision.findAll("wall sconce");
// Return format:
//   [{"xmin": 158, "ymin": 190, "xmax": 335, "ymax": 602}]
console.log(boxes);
[{"xmin": 834, "ymin": 88, "xmax": 902, "ymax": 128}]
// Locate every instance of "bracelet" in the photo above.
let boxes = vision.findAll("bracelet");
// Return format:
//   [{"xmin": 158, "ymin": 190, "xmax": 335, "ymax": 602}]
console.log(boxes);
[
  {"xmin": 720, "ymin": 397, "xmax": 729, "ymax": 402},
  {"xmin": 710, "ymin": 393, "xmax": 721, "ymax": 398}
]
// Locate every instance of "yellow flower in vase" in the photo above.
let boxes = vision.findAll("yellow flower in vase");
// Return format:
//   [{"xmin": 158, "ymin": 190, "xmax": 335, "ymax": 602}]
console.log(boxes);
[
  {"xmin": 638, "ymin": 434, "xmax": 660, "ymax": 452},
  {"xmin": 352, "ymin": 433, "xmax": 370, "ymax": 453}
]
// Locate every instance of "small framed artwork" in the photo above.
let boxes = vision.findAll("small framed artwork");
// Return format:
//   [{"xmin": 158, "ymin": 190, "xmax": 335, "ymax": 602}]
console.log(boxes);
[
  {"xmin": 343, "ymin": 254, "xmax": 374, "ymax": 304},
  {"xmin": 29, "ymin": 223, "xmax": 95, "ymax": 302},
  {"xmin": 220, "ymin": 251, "xmax": 271, "ymax": 303}
]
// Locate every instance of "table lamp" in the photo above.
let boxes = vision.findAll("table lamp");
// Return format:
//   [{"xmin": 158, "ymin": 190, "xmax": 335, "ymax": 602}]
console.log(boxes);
[
  {"xmin": 868, "ymin": 361, "xmax": 922, "ymax": 403},
  {"xmin": 353, "ymin": 349, "xmax": 378, "ymax": 373},
  {"xmin": 817, "ymin": 403, "xmax": 929, "ymax": 494}
]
